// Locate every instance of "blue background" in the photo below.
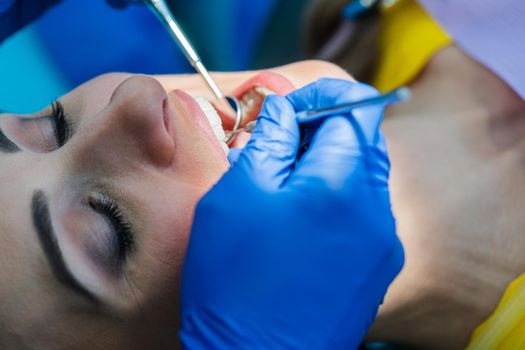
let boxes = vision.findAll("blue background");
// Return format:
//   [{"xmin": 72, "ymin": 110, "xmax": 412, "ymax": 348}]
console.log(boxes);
[{"xmin": 0, "ymin": 0, "xmax": 281, "ymax": 113}]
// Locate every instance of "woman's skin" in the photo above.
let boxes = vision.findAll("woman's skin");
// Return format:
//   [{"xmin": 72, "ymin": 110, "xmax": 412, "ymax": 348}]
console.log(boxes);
[
  {"xmin": 2, "ymin": 46, "xmax": 524, "ymax": 349},
  {"xmin": 0, "ymin": 60, "xmax": 348, "ymax": 349},
  {"xmin": 368, "ymin": 45, "xmax": 525, "ymax": 349}
]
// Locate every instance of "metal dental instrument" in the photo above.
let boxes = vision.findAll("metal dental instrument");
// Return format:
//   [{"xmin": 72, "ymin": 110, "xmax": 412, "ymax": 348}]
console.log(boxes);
[
  {"xmin": 229, "ymin": 87, "xmax": 411, "ymax": 136},
  {"xmin": 144, "ymin": 0, "xmax": 243, "ymax": 140}
]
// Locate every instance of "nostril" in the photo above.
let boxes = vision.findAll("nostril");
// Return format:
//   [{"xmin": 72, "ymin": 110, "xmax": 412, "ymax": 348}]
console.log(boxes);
[{"xmin": 162, "ymin": 97, "xmax": 171, "ymax": 133}]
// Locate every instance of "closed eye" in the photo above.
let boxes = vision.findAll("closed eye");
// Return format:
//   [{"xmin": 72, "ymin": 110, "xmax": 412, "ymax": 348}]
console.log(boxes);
[
  {"xmin": 0, "ymin": 110, "xmax": 20, "ymax": 153},
  {"xmin": 0, "ymin": 128, "xmax": 20, "ymax": 153},
  {"xmin": 0, "ymin": 102, "xmax": 73, "ymax": 153},
  {"xmin": 87, "ymin": 193, "xmax": 136, "ymax": 274},
  {"xmin": 50, "ymin": 101, "xmax": 73, "ymax": 148}
]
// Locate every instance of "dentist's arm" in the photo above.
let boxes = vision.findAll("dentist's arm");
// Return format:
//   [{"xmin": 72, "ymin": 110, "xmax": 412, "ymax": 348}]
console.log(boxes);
[
  {"xmin": 0, "ymin": 0, "xmax": 138, "ymax": 44},
  {"xmin": 0, "ymin": 0, "xmax": 61, "ymax": 43},
  {"xmin": 180, "ymin": 78, "xmax": 404, "ymax": 349},
  {"xmin": 105, "ymin": 0, "xmax": 143, "ymax": 9}
]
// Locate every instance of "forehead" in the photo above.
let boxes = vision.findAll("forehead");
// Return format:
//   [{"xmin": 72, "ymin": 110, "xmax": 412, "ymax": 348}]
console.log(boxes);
[
  {"xmin": 58, "ymin": 73, "xmax": 134, "ymax": 119},
  {"xmin": 0, "ymin": 153, "xmax": 61, "ymax": 328}
]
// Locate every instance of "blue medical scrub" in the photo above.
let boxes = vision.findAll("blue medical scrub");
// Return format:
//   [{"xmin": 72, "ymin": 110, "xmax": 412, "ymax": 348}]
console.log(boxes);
[
  {"xmin": 0, "ymin": 0, "xmax": 295, "ymax": 112},
  {"xmin": 35, "ymin": 0, "xmax": 277, "ymax": 86}
]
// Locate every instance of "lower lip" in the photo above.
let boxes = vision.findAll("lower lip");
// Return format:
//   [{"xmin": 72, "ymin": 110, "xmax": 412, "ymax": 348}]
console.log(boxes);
[{"xmin": 169, "ymin": 89, "xmax": 228, "ymax": 160}]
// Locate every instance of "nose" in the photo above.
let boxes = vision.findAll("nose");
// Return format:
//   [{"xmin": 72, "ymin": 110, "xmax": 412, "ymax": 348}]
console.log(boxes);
[{"xmin": 84, "ymin": 75, "xmax": 175, "ymax": 167}]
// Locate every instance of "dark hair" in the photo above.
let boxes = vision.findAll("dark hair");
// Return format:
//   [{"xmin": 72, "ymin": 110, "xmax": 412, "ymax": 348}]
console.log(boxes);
[{"xmin": 302, "ymin": 0, "xmax": 381, "ymax": 82}]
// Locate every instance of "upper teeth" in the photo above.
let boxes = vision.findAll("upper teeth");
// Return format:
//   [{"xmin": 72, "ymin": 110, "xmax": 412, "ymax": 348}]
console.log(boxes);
[
  {"xmin": 254, "ymin": 86, "xmax": 276, "ymax": 96},
  {"xmin": 240, "ymin": 86, "xmax": 277, "ymax": 118},
  {"xmin": 193, "ymin": 96, "xmax": 229, "ymax": 155}
]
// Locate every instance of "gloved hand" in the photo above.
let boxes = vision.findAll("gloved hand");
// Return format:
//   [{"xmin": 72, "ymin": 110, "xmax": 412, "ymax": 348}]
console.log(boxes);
[{"xmin": 180, "ymin": 78, "xmax": 404, "ymax": 349}]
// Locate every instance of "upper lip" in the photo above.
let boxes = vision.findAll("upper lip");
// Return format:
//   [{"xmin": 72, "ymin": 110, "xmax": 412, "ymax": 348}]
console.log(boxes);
[
  {"xmin": 168, "ymin": 89, "xmax": 228, "ymax": 160},
  {"xmin": 164, "ymin": 72, "xmax": 296, "ymax": 160}
]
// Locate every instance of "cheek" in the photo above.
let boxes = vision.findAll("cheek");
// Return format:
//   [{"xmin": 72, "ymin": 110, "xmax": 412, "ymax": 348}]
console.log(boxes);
[
  {"xmin": 159, "ymin": 199, "xmax": 197, "ymax": 253},
  {"xmin": 138, "ymin": 184, "xmax": 206, "ymax": 278},
  {"xmin": 171, "ymin": 115, "xmax": 229, "ymax": 188},
  {"xmin": 173, "ymin": 142, "xmax": 228, "ymax": 189}
]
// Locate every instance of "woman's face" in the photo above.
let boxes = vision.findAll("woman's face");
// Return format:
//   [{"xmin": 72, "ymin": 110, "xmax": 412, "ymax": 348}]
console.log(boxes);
[{"xmin": 0, "ymin": 61, "xmax": 349, "ymax": 349}]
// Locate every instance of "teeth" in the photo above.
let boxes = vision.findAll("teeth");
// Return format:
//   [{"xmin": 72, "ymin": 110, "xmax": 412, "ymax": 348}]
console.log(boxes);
[
  {"xmin": 191, "ymin": 86, "xmax": 276, "ymax": 153},
  {"xmin": 241, "ymin": 91, "xmax": 257, "ymax": 112},
  {"xmin": 254, "ymin": 86, "xmax": 276, "ymax": 96},
  {"xmin": 240, "ymin": 85, "xmax": 277, "ymax": 122},
  {"xmin": 192, "ymin": 96, "xmax": 229, "ymax": 155}
]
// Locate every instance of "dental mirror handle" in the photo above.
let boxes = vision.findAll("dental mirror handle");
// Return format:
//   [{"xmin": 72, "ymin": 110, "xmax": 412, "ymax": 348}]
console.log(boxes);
[{"xmin": 145, "ymin": 0, "xmax": 225, "ymax": 100}]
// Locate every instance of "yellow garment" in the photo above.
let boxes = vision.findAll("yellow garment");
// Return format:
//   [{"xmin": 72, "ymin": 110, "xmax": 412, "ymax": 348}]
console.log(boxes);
[
  {"xmin": 372, "ymin": 0, "xmax": 451, "ymax": 92},
  {"xmin": 467, "ymin": 273, "xmax": 525, "ymax": 349}
]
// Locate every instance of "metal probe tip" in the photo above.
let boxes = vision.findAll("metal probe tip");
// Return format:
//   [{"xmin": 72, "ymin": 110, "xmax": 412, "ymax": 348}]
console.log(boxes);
[{"xmin": 394, "ymin": 87, "xmax": 411, "ymax": 103}]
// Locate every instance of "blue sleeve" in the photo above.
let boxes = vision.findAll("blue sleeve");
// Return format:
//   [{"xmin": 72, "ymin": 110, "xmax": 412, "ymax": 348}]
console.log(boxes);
[{"xmin": 0, "ymin": 0, "xmax": 62, "ymax": 44}]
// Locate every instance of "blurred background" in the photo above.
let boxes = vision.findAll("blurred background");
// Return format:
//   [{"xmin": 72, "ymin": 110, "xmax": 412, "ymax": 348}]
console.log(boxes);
[{"xmin": 0, "ymin": 0, "xmax": 307, "ymax": 113}]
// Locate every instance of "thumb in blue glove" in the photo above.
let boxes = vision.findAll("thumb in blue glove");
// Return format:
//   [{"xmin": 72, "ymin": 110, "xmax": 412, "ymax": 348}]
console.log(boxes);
[
  {"xmin": 180, "ymin": 78, "xmax": 404, "ymax": 349},
  {"xmin": 286, "ymin": 78, "xmax": 388, "ymax": 190},
  {"xmin": 229, "ymin": 94, "xmax": 299, "ymax": 190}
]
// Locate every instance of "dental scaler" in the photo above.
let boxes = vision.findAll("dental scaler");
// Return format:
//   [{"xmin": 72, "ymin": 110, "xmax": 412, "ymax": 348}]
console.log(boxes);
[
  {"xmin": 229, "ymin": 87, "xmax": 411, "ymax": 156},
  {"xmin": 231, "ymin": 87, "xmax": 411, "ymax": 134}
]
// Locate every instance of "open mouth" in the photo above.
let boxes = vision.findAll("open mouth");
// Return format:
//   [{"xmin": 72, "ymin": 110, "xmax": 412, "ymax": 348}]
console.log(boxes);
[{"xmin": 192, "ymin": 71, "xmax": 295, "ymax": 152}]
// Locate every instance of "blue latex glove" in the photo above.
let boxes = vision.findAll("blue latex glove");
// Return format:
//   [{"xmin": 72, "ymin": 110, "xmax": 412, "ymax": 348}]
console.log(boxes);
[{"xmin": 181, "ymin": 78, "xmax": 404, "ymax": 349}]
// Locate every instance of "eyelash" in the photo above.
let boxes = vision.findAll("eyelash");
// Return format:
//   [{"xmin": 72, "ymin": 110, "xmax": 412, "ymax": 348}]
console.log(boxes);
[
  {"xmin": 51, "ymin": 101, "xmax": 73, "ymax": 147},
  {"xmin": 88, "ymin": 195, "xmax": 135, "ymax": 263}
]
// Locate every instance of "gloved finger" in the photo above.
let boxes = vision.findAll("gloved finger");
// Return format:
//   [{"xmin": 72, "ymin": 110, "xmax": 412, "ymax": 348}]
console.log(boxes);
[
  {"xmin": 288, "ymin": 79, "xmax": 384, "ymax": 146},
  {"xmin": 288, "ymin": 107, "xmax": 387, "ymax": 191},
  {"xmin": 0, "ymin": 0, "xmax": 15, "ymax": 14},
  {"xmin": 286, "ymin": 78, "xmax": 354, "ymax": 112},
  {"xmin": 230, "ymin": 94, "xmax": 300, "ymax": 191},
  {"xmin": 227, "ymin": 148, "xmax": 242, "ymax": 165}
]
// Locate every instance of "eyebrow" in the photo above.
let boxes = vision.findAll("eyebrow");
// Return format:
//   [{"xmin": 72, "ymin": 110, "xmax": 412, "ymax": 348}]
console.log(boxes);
[{"xmin": 31, "ymin": 190, "xmax": 100, "ymax": 305}]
